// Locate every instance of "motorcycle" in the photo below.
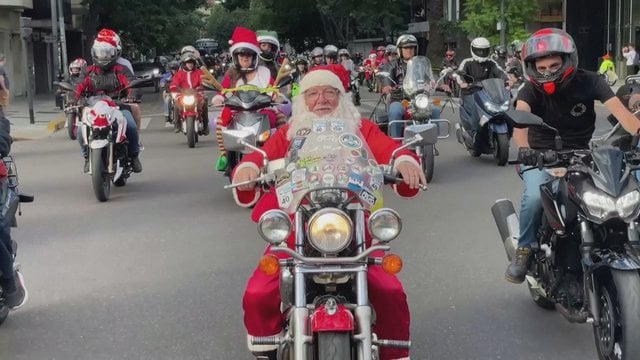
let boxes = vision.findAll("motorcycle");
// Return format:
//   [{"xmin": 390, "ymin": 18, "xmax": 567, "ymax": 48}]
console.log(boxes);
[
  {"xmin": 54, "ymin": 82, "xmax": 83, "ymax": 140},
  {"xmin": 350, "ymin": 75, "xmax": 361, "ymax": 106},
  {"xmin": 0, "ymin": 156, "xmax": 34, "ymax": 325},
  {"xmin": 222, "ymin": 123, "xmax": 434, "ymax": 359},
  {"xmin": 219, "ymin": 82, "xmax": 291, "ymax": 178},
  {"xmin": 78, "ymin": 79, "xmax": 146, "ymax": 202},
  {"xmin": 174, "ymin": 88, "xmax": 208, "ymax": 148},
  {"xmin": 450, "ymin": 72, "xmax": 513, "ymax": 166},
  {"xmin": 492, "ymin": 110, "xmax": 640, "ymax": 360},
  {"xmin": 374, "ymin": 56, "xmax": 451, "ymax": 183}
]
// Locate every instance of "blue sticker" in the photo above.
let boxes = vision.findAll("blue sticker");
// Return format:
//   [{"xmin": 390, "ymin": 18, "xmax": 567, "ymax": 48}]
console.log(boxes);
[{"xmin": 348, "ymin": 172, "xmax": 365, "ymax": 192}]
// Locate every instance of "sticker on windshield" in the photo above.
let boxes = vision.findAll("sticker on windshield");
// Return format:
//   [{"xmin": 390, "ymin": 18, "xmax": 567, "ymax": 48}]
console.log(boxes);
[
  {"xmin": 322, "ymin": 173, "xmax": 335, "ymax": 186},
  {"xmin": 291, "ymin": 137, "xmax": 306, "ymax": 150},
  {"xmin": 331, "ymin": 120, "xmax": 345, "ymax": 132},
  {"xmin": 337, "ymin": 173, "xmax": 349, "ymax": 185},
  {"xmin": 308, "ymin": 173, "xmax": 321, "ymax": 186},
  {"xmin": 296, "ymin": 127, "xmax": 311, "ymax": 136},
  {"xmin": 312, "ymin": 120, "xmax": 327, "ymax": 133},
  {"xmin": 339, "ymin": 133, "xmax": 363, "ymax": 149},
  {"xmin": 348, "ymin": 173, "xmax": 365, "ymax": 192},
  {"xmin": 359, "ymin": 189, "xmax": 376, "ymax": 206},
  {"xmin": 276, "ymin": 183, "xmax": 293, "ymax": 208}
]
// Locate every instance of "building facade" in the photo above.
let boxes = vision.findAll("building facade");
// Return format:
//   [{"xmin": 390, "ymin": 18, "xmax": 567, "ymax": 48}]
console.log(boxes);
[{"xmin": 0, "ymin": 0, "xmax": 34, "ymax": 99}]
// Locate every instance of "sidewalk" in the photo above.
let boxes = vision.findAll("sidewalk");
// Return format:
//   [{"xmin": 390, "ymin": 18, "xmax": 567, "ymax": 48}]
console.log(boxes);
[{"xmin": 3, "ymin": 93, "xmax": 66, "ymax": 141}]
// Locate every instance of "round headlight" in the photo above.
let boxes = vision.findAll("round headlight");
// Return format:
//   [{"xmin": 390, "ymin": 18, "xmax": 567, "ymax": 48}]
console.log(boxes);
[
  {"xmin": 308, "ymin": 209, "xmax": 352, "ymax": 253},
  {"xmin": 414, "ymin": 94, "xmax": 430, "ymax": 109},
  {"xmin": 153, "ymin": 68, "xmax": 160, "ymax": 75},
  {"xmin": 183, "ymin": 95, "xmax": 196, "ymax": 105},
  {"xmin": 258, "ymin": 210, "xmax": 292, "ymax": 244},
  {"xmin": 367, "ymin": 208, "xmax": 402, "ymax": 243}
]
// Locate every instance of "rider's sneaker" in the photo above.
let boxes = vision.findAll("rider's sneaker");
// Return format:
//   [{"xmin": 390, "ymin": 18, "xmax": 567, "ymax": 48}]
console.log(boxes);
[
  {"xmin": 131, "ymin": 156, "xmax": 143, "ymax": 173},
  {"xmin": 202, "ymin": 124, "xmax": 210, "ymax": 135},
  {"xmin": 5, "ymin": 271, "xmax": 28, "ymax": 310},
  {"xmin": 505, "ymin": 247, "xmax": 531, "ymax": 284},
  {"xmin": 216, "ymin": 155, "xmax": 227, "ymax": 172},
  {"xmin": 83, "ymin": 158, "xmax": 90, "ymax": 173}
]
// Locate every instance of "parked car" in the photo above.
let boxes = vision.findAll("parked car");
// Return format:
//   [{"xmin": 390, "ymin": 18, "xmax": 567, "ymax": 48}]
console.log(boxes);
[{"xmin": 132, "ymin": 62, "xmax": 164, "ymax": 93}]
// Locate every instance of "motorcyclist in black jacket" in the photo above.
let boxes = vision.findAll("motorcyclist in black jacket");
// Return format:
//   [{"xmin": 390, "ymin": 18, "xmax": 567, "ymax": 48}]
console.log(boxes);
[
  {"xmin": 453, "ymin": 37, "xmax": 508, "ymax": 139},
  {"xmin": 0, "ymin": 107, "xmax": 27, "ymax": 310}
]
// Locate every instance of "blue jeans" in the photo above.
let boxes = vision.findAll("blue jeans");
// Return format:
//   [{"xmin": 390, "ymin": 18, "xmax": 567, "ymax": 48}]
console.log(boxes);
[
  {"xmin": 163, "ymin": 93, "xmax": 171, "ymax": 117},
  {"xmin": 388, "ymin": 101, "xmax": 442, "ymax": 138},
  {"xmin": 518, "ymin": 167, "xmax": 552, "ymax": 248},
  {"xmin": 78, "ymin": 110, "xmax": 139, "ymax": 158}
]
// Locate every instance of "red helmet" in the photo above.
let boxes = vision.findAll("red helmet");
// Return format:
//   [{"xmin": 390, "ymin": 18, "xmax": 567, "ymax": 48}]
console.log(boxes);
[{"xmin": 522, "ymin": 28, "xmax": 578, "ymax": 95}]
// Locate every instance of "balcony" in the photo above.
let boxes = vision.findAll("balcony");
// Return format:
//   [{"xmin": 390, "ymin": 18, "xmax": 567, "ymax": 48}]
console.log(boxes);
[{"xmin": 0, "ymin": 0, "xmax": 33, "ymax": 9}]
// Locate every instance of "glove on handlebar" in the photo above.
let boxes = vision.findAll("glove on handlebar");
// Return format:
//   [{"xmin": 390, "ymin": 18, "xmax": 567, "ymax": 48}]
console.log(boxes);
[{"xmin": 517, "ymin": 147, "xmax": 540, "ymax": 167}]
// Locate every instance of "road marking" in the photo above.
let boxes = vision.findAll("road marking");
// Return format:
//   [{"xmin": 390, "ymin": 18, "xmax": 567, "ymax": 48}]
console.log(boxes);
[{"xmin": 141, "ymin": 117, "xmax": 152, "ymax": 129}]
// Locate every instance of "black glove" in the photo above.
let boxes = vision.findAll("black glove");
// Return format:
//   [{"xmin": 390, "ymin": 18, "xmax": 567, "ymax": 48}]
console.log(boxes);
[{"xmin": 517, "ymin": 147, "xmax": 540, "ymax": 166}]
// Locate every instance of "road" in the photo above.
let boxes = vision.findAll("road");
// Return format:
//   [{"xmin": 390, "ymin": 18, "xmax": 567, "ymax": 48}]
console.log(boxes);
[{"xmin": 0, "ymin": 85, "xmax": 616, "ymax": 359}]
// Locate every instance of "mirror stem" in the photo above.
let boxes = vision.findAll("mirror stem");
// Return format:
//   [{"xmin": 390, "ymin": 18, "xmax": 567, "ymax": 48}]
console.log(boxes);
[{"xmin": 239, "ymin": 140, "xmax": 269, "ymax": 171}]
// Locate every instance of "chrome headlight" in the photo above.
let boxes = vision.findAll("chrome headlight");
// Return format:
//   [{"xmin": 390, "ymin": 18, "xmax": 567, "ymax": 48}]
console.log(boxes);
[
  {"xmin": 368, "ymin": 208, "xmax": 402, "ymax": 243},
  {"xmin": 583, "ymin": 190, "xmax": 640, "ymax": 220},
  {"xmin": 258, "ymin": 210, "xmax": 292, "ymax": 244},
  {"xmin": 501, "ymin": 100, "xmax": 510, "ymax": 111},
  {"xmin": 308, "ymin": 209, "xmax": 352, "ymax": 253},
  {"xmin": 414, "ymin": 94, "xmax": 430, "ymax": 110},
  {"xmin": 484, "ymin": 101, "xmax": 506, "ymax": 114},
  {"xmin": 183, "ymin": 95, "xmax": 196, "ymax": 106}
]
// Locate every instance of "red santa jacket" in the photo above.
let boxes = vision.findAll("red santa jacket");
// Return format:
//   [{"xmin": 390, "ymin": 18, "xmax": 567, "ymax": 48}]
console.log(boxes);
[
  {"xmin": 75, "ymin": 64, "xmax": 130, "ymax": 100},
  {"xmin": 169, "ymin": 68, "xmax": 205, "ymax": 92},
  {"xmin": 232, "ymin": 119, "xmax": 421, "ymax": 214}
]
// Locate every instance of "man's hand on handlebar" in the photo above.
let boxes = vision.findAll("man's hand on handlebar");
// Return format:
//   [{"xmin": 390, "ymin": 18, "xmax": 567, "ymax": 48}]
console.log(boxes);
[
  {"xmin": 395, "ymin": 161, "xmax": 426, "ymax": 190},
  {"xmin": 232, "ymin": 166, "xmax": 259, "ymax": 191},
  {"xmin": 382, "ymin": 85, "xmax": 393, "ymax": 95}
]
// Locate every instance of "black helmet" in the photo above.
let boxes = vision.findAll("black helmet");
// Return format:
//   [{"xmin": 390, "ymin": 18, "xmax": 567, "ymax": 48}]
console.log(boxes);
[
  {"xmin": 295, "ymin": 57, "xmax": 309, "ymax": 66},
  {"xmin": 168, "ymin": 60, "xmax": 180, "ymax": 70},
  {"xmin": 522, "ymin": 28, "xmax": 578, "ymax": 95},
  {"xmin": 495, "ymin": 45, "xmax": 506, "ymax": 57}
]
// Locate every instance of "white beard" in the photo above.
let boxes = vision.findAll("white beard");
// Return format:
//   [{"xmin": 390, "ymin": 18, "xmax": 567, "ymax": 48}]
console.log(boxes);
[{"xmin": 286, "ymin": 93, "xmax": 362, "ymax": 140}]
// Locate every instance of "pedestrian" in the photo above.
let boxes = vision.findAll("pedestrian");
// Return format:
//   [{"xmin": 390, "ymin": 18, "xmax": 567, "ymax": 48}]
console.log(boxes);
[
  {"xmin": 622, "ymin": 44, "xmax": 639, "ymax": 76},
  {"xmin": 0, "ymin": 53, "xmax": 9, "ymax": 111}
]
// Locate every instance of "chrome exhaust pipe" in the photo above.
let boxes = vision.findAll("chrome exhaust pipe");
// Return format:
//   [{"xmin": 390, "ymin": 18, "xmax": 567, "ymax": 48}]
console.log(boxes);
[{"xmin": 491, "ymin": 199, "xmax": 519, "ymax": 261}]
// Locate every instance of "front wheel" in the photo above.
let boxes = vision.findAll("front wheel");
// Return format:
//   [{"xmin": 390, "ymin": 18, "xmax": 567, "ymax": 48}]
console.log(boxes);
[
  {"xmin": 186, "ymin": 116, "xmax": 196, "ymax": 148},
  {"xmin": 593, "ymin": 270, "xmax": 640, "ymax": 360},
  {"xmin": 91, "ymin": 148, "xmax": 110, "ymax": 202},
  {"xmin": 67, "ymin": 113, "xmax": 77, "ymax": 140},
  {"xmin": 422, "ymin": 144, "xmax": 435, "ymax": 183},
  {"xmin": 493, "ymin": 133, "xmax": 509, "ymax": 166},
  {"xmin": 317, "ymin": 332, "xmax": 352, "ymax": 360}
]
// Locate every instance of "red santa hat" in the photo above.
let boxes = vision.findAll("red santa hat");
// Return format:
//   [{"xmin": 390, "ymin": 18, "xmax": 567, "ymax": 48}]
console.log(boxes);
[
  {"xmin": 228, "ymin": 26, "xmax": 260, "ymax": 56},
  {"xmin": 299, "ymin": 64, "xmax": 349, "ymax": 94}
]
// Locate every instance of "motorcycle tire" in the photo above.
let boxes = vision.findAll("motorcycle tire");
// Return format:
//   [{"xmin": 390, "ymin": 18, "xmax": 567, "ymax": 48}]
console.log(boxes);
[
  {"xmin": 91, "ymin": 148, "xmax": 110, "ymax": 202},
  {"xmin": 493, "ymin": 133, "xmax": 509, "ymax": 166},
  {"xmin": 317, "ymin": 332, "xmax": 351, "ymax": 360},
  {"xmin": 186, "ymin": 116, "xmax": 196, "ymax": 148},
  {"xmin": 593, "ymin": 269, "xmax": 640, "ymax": 360},
  {"xmin": 423, "ymin": 144, "xmax": 435, "ymax": 183},
  {"xmin": 67, "ymin": 113, "xmax": 77, "ymax": 140}
]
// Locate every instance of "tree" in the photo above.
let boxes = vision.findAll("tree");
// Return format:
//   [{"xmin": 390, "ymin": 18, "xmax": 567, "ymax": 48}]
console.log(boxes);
[{"xmin": 459, "ymin": 0, "xmax": 538, "ymax": 46}]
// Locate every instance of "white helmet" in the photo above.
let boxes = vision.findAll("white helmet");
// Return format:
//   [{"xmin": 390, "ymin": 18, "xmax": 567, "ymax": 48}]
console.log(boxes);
[{"xmin": 470, "ymin": 37, "xmax": 491, "ymax": 62}]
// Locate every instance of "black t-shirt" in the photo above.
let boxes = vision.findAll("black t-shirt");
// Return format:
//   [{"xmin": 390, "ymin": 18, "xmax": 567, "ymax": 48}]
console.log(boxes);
[{"xmin": 516, "ymin": 70, "xmax": 614, "ymax": 150}]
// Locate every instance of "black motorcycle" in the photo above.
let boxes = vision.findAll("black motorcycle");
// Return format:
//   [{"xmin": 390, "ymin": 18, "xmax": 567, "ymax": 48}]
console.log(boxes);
[
  {"xmin": 492, "ymin": 110, "xmax": 640, "ymax": 360},
  {"xmin": 0, "ymin": 156, "xmax": 34, "ymax": 324}
]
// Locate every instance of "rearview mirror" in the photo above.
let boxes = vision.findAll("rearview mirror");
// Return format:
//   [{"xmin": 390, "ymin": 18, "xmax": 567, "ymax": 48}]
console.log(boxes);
[
  {"xmin": 54, "ymin": 81, "xmax": 75, "ymax": 92},
  {"xmin": 376, "ymin": 71, "xmax": 391, "ymax": 79},
  {"xmin": 404, "ymin": 123, "xmax": 438, "ymax": 146},
  {"xmin": 222, "ymin": 129, "xmax": 255, "ymax": 152},
  {"xmin": 504, "ymin": 110, "xmax": 545, "ymax": 129}
]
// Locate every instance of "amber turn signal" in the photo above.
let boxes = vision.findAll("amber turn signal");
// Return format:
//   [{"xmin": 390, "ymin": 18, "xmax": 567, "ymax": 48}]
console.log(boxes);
[
  {"xmin": 382, "ymin": 254, "xmax": 403, "ymax": 275},
  {"xmin": 258, "ymin": 254, "xmax": 280, "ymax": 276},
  {"xmin": 401, "ymin": 99, "xmax": 410, "ymax": 108},
  {"xmin": 432, "ymin": 98, "xmax": 441, "ymax": 107}
]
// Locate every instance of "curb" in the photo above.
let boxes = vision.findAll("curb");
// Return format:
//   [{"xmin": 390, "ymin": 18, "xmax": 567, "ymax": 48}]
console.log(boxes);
[{"xmin": 47, "ymin": 115, "xmax": 66, "ymax": 133}]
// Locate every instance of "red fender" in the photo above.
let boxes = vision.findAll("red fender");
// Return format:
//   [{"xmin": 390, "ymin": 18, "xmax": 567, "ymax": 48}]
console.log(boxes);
[{"xmin": 310, "ymin": 303, "xmax": 354, "ymax": 332}]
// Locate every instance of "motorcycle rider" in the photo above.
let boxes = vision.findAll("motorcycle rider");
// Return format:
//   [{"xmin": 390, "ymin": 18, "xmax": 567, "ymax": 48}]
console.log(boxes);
[
  {"xmin": 504, "ymin": 28, "xmax": 640, "ymax": 283},
  {"xmin": 382, "ymin": 34, "xmax": 442, "ymax": 138},
  {"xmin": 160, "ymin": 60, "xmax": 180, "ymax": 126},
  {"xmin": 442, "ymin": 49, "xmax": 458, "ymax": 69},
  {"xmin": 506, "ymin": 40, "xmax": 524, "ymax": 85},
  {"xmin": 323, "ymin": 44, "xmax": 339, "ymax": 65},
  {"xmin": 169, "ymin": 51, "xmax": 210, "ymax": 135},
  {"xmin": 211, "ymin": 27, "xmax": 280, "ymax": 172},
  {"xmin": 381, "ymin": 44, "xmax": 398, "ymax": 70},
  {"xmin": 292, "ymin": 57, "xmax": 308, "ymax": 83},
  {"xmin": 452, "ymin": 37, "xmax": 508, "ymax": 142},
  {"xmin": 68, "ymin": 58, "xmax": 87, "ymax": 85},
  {"xmin": 257, "ymin": 30, "xmax": 280, "ymax": 80},
  {"xmin": 309, "ymin": 46, "xmax": 325, "ymax": 68},
  {"xmin": 74, "ymin": 37, "xmax": 142, "ymax": 174},
  {"xmin": 232, "ymin": 64, "xmax": 424, "ymax": 360},
  {"xmin": 0, "ymin": 107, "xmax": 27, "ymax": 310},
  {"xmin": 339, "ymin": 48, "xmax": 357, "ymax": 78},
  {"xmin": 492, "ymin": 45, "xmax": 508, "ymax": 70},
  {"xmin": 363, "ymin": 51, "xmax": 378, "ymax": 91}
]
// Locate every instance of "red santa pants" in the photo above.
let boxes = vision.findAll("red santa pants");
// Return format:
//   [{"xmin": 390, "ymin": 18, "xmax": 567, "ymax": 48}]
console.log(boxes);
[{"xmin": 242, "ymin": 245, "xmax": 410, "ymax": 359}]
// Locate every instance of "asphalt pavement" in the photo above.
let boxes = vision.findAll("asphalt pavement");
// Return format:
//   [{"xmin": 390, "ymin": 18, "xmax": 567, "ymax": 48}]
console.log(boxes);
[{"xmin": 0, "ymin": 86, "xmax": 618, "ymax": 359}]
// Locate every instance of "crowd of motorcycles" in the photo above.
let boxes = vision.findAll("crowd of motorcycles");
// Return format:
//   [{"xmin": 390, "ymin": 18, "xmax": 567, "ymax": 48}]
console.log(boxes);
[{"xmin": 5, "ymin": 47, "xmax": 640, "ymax": 360}]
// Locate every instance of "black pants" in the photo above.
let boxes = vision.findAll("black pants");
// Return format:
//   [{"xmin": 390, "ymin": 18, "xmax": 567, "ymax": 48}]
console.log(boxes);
[
  {"xmin": 0, "ymin": 190, "xmax": 15, "ymax": 292},
  {"xmin": 627, "ymin": 65, "xmax": 639, "ymax": 76}
]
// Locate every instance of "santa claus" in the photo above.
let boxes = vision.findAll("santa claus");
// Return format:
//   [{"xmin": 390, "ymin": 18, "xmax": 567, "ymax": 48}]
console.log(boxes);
[{"xmin": 232, "ymin": 64, "xmax": 424, "ymax": 360}]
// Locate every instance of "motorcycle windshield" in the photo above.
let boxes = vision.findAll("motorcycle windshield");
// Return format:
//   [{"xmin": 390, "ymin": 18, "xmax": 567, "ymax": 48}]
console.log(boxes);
[
  {"xmin": 274, "ymin": 118, "xmax": 385, "ymax": 213},
  {"xmin": 403, "ymin": 56, "xmax": 435, "ymax": 97},
  {"xmin": 480, "ymin": 78, "xmax": 510, "ymax": 103},
  {"xmin": 225, "ymin": 85, "xmax": 273, "ymax": 110}
]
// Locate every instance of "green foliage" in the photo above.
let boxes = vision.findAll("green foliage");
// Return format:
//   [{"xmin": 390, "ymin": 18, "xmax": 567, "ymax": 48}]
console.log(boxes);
[{"xmin": 459, "ymin": 0, "xmax": 538, "ymax": 45}]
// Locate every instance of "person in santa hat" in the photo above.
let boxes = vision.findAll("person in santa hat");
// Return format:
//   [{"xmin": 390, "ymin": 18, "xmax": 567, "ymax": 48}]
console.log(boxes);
[
  {"xmin": 211, "ymin": 26, "xmax": 285, "ymax": 172},
  {"xmin": 232, "ymin": 64, "xmax": 423, "ymax": 360}
]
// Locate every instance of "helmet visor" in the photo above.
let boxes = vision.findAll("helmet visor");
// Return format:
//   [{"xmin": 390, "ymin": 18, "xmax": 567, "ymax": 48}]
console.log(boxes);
[
  {"xmin": 472, "ymin": 46, "xmax": 490, "ymax": 58},
  {"xmin": 523, "ymin": 32, "xmax": 576, "ymax": 61},
  {"xmin": 93, "ymin": 46, "xmax": 116, "ymax": 61}
]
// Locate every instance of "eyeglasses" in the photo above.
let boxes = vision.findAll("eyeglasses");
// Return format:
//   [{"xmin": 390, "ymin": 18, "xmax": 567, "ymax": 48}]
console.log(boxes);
[{"xmin": 304, "ymin": 88, "xmax": 339, "ymax": 101}]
